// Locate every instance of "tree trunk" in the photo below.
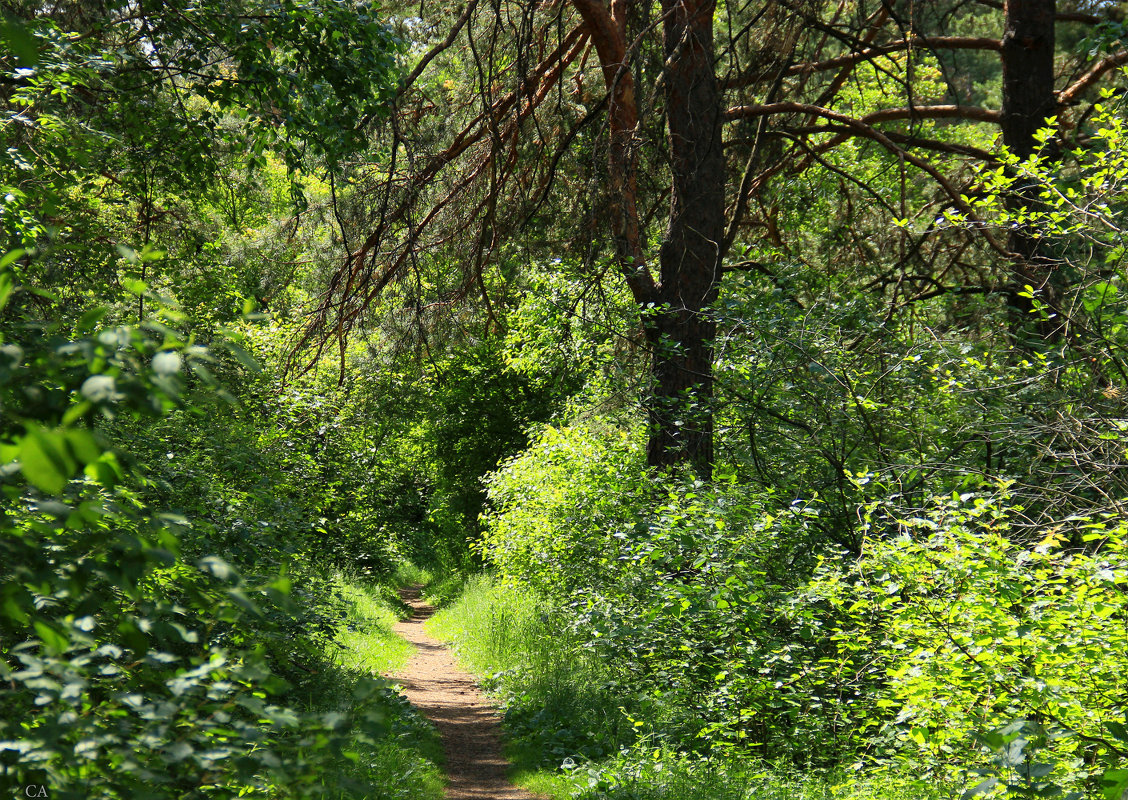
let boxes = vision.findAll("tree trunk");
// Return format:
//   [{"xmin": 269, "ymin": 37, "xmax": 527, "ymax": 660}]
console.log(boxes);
[
  {"xmin": 646, "ymin": 0, "xmax": 725, "ymax": 478},
  {"xmin": 1000, "ymin": 0, "xmax": 1060, "ymax": 342}
]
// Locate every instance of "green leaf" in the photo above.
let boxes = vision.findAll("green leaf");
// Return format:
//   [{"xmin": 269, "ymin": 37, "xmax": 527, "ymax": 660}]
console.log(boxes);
[
  {"xmin": 219, "ymin": 335, "xmax": 261, "ymax": 374},
  {"xmin": 138, "ymin": 245, "xmax": 166, "ymax": 262},
  {"xmin": 19, "ymin": 425, "xmax": 76, "ymax": 494},
  {"xmin": 198, "ymin": 555, "xmax": 239, "ymax": 582},
  {"xmin": 33, "ymin": 620, "xmax": 70, "ymax": 654},
  {"xmin": 0, "ymin": 18, "xmax": 39, "ymax": 66},
  {"xmin": 84, "ymin": 452, "xmax": 122, "ymax": 488},
  {"xmin": 1101, "ymin": 769, "xmax": 1128, "ymax": 800},
  {"xmin": 75, "ymin": 307, "xmax": 108, "ymax": 336},
  {"xmin": 64, "ymin": 429, "xmax": 102, "ymax": 465},
  {"xmin": 1107, "ymin": 721, "xmax": 1128, "ymax": 743},
  {"xmin": 0, "ymin": 268, "xmax": 14, "ymax": 311},
  {"xmin": 0, "ymin": 249, "xmax": 25, "ymax": 271},
  {"xmin": 962, "ymin": 777, "xmax": 999, "ymax": 798},
  {"xmin": 25, "ymin": 285, "xmax": 58, "ymax": 302},
  {"xmin": 226, "ymin": 588, "xmax": 261, "ymax": 616}
]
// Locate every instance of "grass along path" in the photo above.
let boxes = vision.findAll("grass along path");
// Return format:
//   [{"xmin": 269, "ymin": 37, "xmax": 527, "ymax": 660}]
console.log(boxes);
[
  {"xmin": 420, "ymin": 574, "xmax": 947, "ymax": 800},
  {"xmin": 393, "ymin": 585, "xmax": 543, "ymax": 800},
  {"xmin": 306, "ymin": 574, "xmax": 445, "ymax": 799},
  {"xmin": 332, "ymin": 577, "xmax": 415, "ymax": 674}
]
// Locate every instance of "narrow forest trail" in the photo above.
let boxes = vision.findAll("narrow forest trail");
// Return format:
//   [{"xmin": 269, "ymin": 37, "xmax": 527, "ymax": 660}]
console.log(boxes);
[{"xmin": 392, "ymin": 586, "xmax": 543, "ymax": 800}]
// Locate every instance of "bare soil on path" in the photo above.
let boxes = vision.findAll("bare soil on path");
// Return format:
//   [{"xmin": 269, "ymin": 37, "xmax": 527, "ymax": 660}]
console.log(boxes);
[{"xmin": 392, "ymin": 586, "xmax": 543, "ymax": 800}]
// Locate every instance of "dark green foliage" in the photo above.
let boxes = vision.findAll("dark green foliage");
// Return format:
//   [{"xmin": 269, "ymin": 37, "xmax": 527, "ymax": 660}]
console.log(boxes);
[
  {"xmin": 426, "ymin": 340, "xmax": 573, "ymax": 539},
  {"xmin": 0, "ymin": 281, "xmax": 396, "ymax": 796},
  {"xmin": 2, "ymin": 0, "xmax": 399, "ymax": 187},
  {"xmin": 1, "ymin": 1, "xmax": 399, "ymax": 339},
  {"xmin": 0, "ymin": 3, "xmax": 435, "ymax": 795}
]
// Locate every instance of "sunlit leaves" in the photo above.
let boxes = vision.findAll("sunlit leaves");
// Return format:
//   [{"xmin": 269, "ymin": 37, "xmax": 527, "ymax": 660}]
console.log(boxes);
[
  {"xmin": 14, "ymin": 425, "xmax": 99, "ymax": 494},
  {"xmin": 839, "ymin": 496, "xmax": 1128, "ymax": 794}
]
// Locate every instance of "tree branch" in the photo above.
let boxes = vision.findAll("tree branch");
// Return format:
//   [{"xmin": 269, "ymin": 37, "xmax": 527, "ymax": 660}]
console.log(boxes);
[
  {"xmin": 974, "ymin": 0, "xmax": 1105, "ymax": 24},
  {"xmin": 724, "ymin": 101, "xmax": 1009, "ymax": 254},
  {"xmin": 725, "ymin": 102, "xmax": 1001, "ymax": 125},
  {"xmin": 571, "ymin": 0, "xmax": 656, "ymax": 303},
  {"xmin": 1058, "ymin": 50, "xmax": 1128, "ymax": 107},
  {"xmin": 728, "ymin": 36, "xmax": 1002, "ymax": 89}
]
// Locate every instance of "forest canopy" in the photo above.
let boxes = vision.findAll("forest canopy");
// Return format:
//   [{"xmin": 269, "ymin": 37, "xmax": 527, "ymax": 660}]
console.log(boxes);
[{"xmin": 2, "ymin": 1, "xmax": 1128, "ymax": 799}]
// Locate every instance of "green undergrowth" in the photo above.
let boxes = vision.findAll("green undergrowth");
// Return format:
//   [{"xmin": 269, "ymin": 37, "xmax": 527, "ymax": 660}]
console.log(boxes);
[
  {"xmin": 306, "ymin": 572, "xmax": 446, "ymax": 800},
  {"xmin": 330, "ymin": 574, "xmax": 414, "ymax": 675},
  {"xmin": 422, "ymin": 570, "xmax": 469, "ymax": 607},
  {"xmin": 426, "ymin": 573, "xmax": 944, "ymax": 800},
  {"xmin": 392, "ymin": 561, "xmax": 434, "ymax": 590},
  {"xmin": 426, "ymin": 573, "xmax": 634, "ymax": 762},
  {"xmin": 542, "ymin": 754, "xmax": 945, "ymax": 800}
]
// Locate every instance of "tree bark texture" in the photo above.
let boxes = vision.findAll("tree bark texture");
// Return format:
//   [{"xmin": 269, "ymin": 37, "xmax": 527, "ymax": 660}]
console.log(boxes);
[
  {"xmin": 646, "ymin": 0, "xmax": 725, "ymax": 478},
  {"xmin": 1001, "ymin": 0, "xmax": 1060, "ymax": 341}
]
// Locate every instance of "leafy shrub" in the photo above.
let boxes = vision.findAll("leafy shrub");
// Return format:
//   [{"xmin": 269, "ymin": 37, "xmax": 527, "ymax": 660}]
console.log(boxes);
[
  {"xmin": 480, "ymin": 419, "xmax": 865, "ymax": 758},
  {"xmin": 567, "ymin": 748, "xmax": 942, "ymax": 800},
  {"xmin": 480, "ymin": 418, "xmax": 648, "ymax": 595},
  {"xmin": 0, "ymin": 268, "xmax": 412, "ymax": 797},
  {"xmin": 802, "ymin": 490, "xmax": 1128, "ymax": 796}
]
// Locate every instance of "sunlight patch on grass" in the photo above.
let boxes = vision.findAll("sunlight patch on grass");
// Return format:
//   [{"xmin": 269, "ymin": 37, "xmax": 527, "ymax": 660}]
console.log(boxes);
[
  {"xmin": 296, "ymin": 572, "xmax": 446, "ymax": 800},
  {"xmin": 510, "ymin": 759, "xmax": 945, "ymax": 800},
  {"xmin": 512, "ymin": 765, "xmax": 585, "ymax": 798},
  {"xmin": 394, "ymin": 561, "xmax": 434, "ymax": 587},
  {"xmin": 332, "ymin": 575, "xmax": 413, "ymax": 675}
]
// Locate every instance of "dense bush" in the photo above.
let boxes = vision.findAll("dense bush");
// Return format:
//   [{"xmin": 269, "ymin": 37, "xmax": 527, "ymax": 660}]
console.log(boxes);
[
  {"xmin": 0, "ymin": 271, "xmax": 431, "ymax": 797},
  {"xmin": 480, "ymin": 411, "xmax": 1128, "ymax": 798},
  {"xmin": 482, "ymin": 420, "xmax": 852, "ymax": 756},
  {"xmin": 814, "ymin": 492, "xmax": 1128, "ymax": 797}
]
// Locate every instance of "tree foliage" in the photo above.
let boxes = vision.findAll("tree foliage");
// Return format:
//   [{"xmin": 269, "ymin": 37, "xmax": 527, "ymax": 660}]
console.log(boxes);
[{"xmin": 3, "ymin": 1, "xmax": 1128, "ymax": 798}]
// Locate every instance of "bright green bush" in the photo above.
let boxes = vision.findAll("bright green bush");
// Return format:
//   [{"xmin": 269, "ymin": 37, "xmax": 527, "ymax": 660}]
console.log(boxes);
[
  {"xmin": 814, "ymin": 491, "xmax": 1128, "ymax": 797},
  {"xmin": 566, "ymin": 749, "xmax": 942, "ymax": 800},
  {"xmin": 427, "ymin": 576, "xmax": 943, "ymax": 800},
  {"xmin": 481, "ymin": 407, "xmax": 1128, "ymax": 793},
  {"xmin": 481, "ymin": 419, "xmax": 864, "ymax": 757},
  {"xmin": 480, "ymin": 418, "xmax": 648, "ymax": 595}
]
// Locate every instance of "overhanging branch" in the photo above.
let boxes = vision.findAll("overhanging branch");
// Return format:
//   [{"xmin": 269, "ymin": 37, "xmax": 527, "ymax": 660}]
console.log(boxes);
[{"xmin": 725, "ymin": 102, "xmax": 1000, "ymax": 125}]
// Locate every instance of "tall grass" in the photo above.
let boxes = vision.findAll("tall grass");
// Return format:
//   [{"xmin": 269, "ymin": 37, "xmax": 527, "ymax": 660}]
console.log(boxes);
[
  {"xmin": 425, "ymin": 573, "xmax": 949, "ymax": 800},
  {"xmin": 331, "ymin": 575, "xmax": 414, "ymax": 675},
  {"xmin": 426, "ymin": 573, "xmax": 635, "ymax": 765},
  {"xmin": 306, "ymin": 572, "xmax": 445, "ymax": 800}
]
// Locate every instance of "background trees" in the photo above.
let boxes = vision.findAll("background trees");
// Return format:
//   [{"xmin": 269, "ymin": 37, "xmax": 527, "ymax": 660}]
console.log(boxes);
[
  {"xmin": 3, "ymin": 1, "xmax": 1128, "ymax": 798},
  {"xmin": 304, "ymin": 0, "xmax": 1128, "ymax": 480}
]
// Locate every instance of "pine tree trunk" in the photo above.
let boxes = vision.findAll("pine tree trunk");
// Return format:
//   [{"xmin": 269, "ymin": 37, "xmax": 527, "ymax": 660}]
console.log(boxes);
[
  {"xmin": 646, "ymin": 0, "xmax": 725, "ymax": 478},
  {"xmin": 1001, "ymin": 0, "xmax": 1060, "ymax": 341}
]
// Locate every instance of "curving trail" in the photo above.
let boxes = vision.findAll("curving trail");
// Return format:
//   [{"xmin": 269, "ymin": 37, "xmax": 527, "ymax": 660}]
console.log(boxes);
[{"xmin": 392, "ymin": 586, "xmax": 542, "ymax": 800}]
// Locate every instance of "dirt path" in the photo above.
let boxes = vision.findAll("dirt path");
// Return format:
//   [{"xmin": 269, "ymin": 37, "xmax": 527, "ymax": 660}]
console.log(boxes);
[{"xmin": 392, "ymin": 586, "xmax": 542, "ymax": 800}]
